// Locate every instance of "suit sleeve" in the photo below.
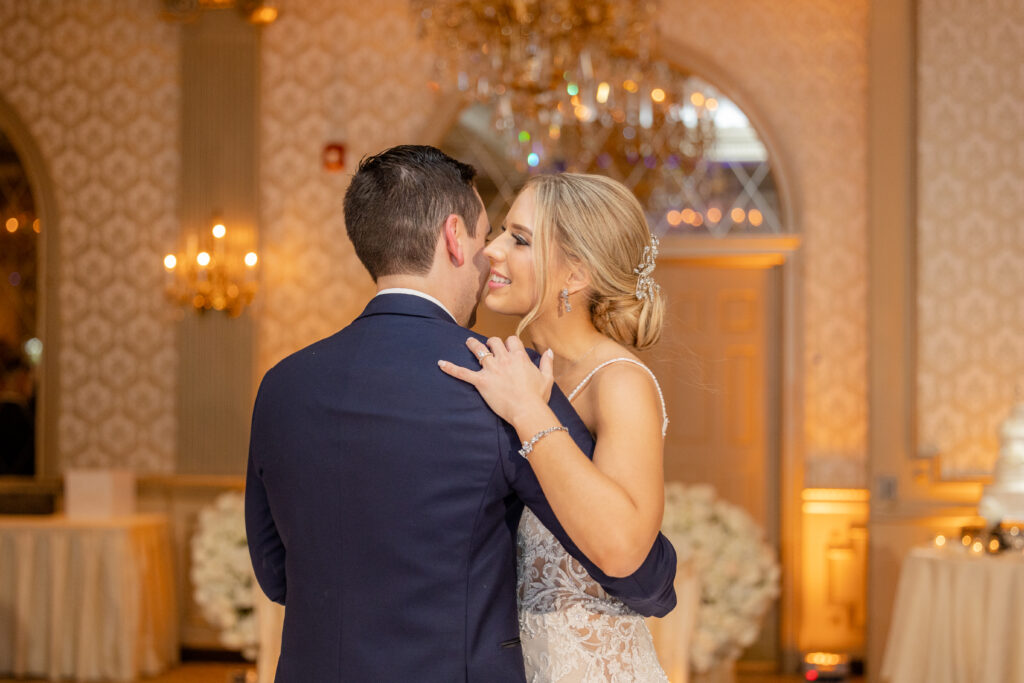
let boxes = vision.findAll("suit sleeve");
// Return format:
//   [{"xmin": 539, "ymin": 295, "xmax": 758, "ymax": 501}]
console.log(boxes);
[
  {"xmin": 499, "ymin": 384, "xmax": 678, "ymax": 618},
  {"xmin": 245, "ymin": 380, "xmax": 287, "ymax": 605}
]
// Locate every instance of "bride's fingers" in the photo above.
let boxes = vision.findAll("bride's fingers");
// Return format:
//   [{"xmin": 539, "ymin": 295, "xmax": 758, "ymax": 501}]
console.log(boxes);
[
  {"xmin": 505, "ymin": 335, "xmax": 526, "ymax": 355},
  {"xmin": 437, "ymin": 359, "xmax": 480, "ymax": 385},
  {"xmin": 538, "ymin": 348, "xmax": 554, "ymax": 379},
  {"xmin": 486, "ymin": 336, "xmax": 507, "ymax": 358},
  {"xmin": 465, "ymin": 337, "xmax": 494, "ymax": 364}
]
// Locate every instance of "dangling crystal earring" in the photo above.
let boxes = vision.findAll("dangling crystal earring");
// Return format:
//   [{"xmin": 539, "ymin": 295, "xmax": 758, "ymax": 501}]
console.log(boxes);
[{"xmin": 560, "ymin": 288, "xmax": 572, "ymax": 313}]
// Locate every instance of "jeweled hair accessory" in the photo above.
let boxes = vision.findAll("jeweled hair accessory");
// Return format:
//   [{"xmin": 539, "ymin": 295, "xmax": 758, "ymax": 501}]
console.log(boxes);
[{"xmin": 633, "ymin": 234, "xmax": 660, "ymax": 301}]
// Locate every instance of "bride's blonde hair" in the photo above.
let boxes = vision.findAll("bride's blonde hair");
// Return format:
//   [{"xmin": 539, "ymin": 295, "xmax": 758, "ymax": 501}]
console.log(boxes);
[{"xmin": 515, "ymin": 173, "xmax": 665, "ymax": 350}]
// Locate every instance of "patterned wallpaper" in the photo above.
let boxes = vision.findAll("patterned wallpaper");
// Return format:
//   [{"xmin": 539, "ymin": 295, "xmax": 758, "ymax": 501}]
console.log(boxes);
[
  {"xmin": 0, "ymin": 0, "xmax": 180, "ymax": 472},
  {"xmin": 917, "ymin": 0, "xmax": 1024, "ymax": 478},
  {"xmin": 257, "ymin": 0, "xmax": 440, "ymax": 370}
]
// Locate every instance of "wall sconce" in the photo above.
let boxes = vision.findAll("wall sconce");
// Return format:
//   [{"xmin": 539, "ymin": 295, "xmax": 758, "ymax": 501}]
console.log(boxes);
[{"xmin": 164, "ymin": 216, "xmax": 258, "ymax": 317}]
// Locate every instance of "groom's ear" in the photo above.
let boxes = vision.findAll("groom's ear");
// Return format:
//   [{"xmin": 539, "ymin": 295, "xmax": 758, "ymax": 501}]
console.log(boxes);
[{"xmin": 442, "ymin": 214, "xmax": 465, "ymax": 267}]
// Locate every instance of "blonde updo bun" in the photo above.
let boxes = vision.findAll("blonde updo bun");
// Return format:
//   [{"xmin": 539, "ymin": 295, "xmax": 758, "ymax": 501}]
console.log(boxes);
[{"xmin": 518, "ymin": 173, "xmax": 665, "ymax": 350}]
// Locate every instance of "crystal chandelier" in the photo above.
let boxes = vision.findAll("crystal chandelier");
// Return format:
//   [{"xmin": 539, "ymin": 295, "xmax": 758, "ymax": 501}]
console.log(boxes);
[
  {"xmin": 411, "ymin": 0, "xmax": 715, "ymax": 174},
  {"xmin": 163, "ymin": 217, "xmax": 259, "ymax": 317}
]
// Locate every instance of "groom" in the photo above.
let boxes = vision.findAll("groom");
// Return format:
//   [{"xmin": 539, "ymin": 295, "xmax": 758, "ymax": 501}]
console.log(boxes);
[{"xmin": 246, "ymin": 145, "xmax": 677, "ymax": 682}]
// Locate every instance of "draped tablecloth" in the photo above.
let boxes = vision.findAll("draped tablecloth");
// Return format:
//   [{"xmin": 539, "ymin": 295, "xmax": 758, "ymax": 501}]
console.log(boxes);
[
  {"xmin": 881, "ymin": 545, "xmax": 1024, "ymax": 683},
  {"xmin": 0, "ymin": 514, "xmax": 178, "ymax": 681}
]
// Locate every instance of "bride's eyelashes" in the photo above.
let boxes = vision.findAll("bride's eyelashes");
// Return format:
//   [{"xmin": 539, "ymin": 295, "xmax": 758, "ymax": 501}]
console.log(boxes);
[{"xmin": 500, "ymin": 224, "xmax": 531, "ymax": 247}]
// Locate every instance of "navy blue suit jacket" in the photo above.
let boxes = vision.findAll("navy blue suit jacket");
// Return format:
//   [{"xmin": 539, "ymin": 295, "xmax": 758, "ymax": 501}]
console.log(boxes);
[{"xmin": 246, "ymin": 293, "xmax": 677, "ymax": 682}]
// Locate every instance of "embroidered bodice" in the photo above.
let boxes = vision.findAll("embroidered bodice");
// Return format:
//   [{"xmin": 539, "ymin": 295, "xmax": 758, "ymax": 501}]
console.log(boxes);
[{"xmin": 516, "ymin": 359, "xmax": 669, "ymax": 682}]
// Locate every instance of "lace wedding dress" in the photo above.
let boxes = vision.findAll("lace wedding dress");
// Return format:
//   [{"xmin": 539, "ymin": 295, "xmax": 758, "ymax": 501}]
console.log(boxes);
[{"xmin": 517, "ymin": 359, "xmax": 670, "ymax": 683}]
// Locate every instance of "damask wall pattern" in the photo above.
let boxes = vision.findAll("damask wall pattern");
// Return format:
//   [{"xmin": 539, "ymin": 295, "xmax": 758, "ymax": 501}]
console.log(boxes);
[
  {"xmin": 0, "ymin": 0, "xmax": 180, "ymax": 472},
  {"xmin": 662, "ymin": 0, "xmax": 870, "ymax": 487},
  {"xmin": 917, "ymin": 0, "xmax": 1024, "ymax": 478},
  {"xmin": 257, "ymin": 0, "xmax": 440, "ymax": 371}
]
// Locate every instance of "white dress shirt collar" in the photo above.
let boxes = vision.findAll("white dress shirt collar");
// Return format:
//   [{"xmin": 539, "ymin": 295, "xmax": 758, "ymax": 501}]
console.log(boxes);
[{"xmin": 374, "ymin": 288, "xmax": 457, "ymax": 323}]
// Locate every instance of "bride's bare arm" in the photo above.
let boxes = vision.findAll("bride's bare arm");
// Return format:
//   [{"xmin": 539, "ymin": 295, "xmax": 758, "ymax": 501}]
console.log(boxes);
[{"xmin": 438, "ymin": 335, "xmax": 665, "ymax": 577}]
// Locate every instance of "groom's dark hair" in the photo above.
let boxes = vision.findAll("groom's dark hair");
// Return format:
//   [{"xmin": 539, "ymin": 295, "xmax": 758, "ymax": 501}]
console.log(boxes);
[{"xmin": 344, "ymin": 145, "xmax": 482, "ymax": 282}]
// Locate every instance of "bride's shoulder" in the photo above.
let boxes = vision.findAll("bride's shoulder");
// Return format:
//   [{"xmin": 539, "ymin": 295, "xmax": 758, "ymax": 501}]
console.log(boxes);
[{"xmin": 588, "ymin": 354, "xmax": 662, "ymax": 417}]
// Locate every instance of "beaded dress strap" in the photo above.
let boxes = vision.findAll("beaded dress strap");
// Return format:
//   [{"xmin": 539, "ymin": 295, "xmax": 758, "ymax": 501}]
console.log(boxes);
[{"xmin": 566, "ymin": 358, "xmax": 669, "ymax": 436}]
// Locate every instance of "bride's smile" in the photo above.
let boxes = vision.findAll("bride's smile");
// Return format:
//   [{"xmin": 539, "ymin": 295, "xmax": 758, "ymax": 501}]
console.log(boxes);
[{"xmin": 488, "ymin": 269, "xmax": 511, "ymax": 288}]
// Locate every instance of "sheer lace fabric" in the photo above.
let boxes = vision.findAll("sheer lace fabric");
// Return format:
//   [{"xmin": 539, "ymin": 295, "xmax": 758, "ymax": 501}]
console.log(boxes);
[{"xmin": 517, "ymin": 508, "xmax": 669, "ymax": 683}]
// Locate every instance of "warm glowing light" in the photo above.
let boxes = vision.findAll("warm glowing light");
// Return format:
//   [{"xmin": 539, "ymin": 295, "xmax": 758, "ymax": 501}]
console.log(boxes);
[
  {"xmin": 164, "ymin": 254, "xmax": 177, "ymax": 270},
  {"xmin": 623, "ymin": 79, "xmax": 638, "ymax": 93},
  {"xmin": 248, "ymin": 6, "xmax": 278, "ymax": 24},
  {"xmin": 650, "ymin": 88, "xmax": 666, "ymax": 103},
  {"xmin": 690, "ymin": 92, "xmax": 706, "ymax": 107},
  {"xmin": 212, "ymin": 223, "xmax": 227, "ymax": 239},
  {"xmin": 32, "ymin": 219, "xmax": 40, "ymax": 233},
  {"xmin": 707, "ymin": 207, "xmax": 723, "ymax": 223},
  {"xmin": 666, "ymin": 210, "xmax": 682, "ymax": 226},
  {"xmin": 244, "ymin": 252, "xmax": 259, "ymax": 267},
  {"xmin": 749, "ymin": 209, "xmax": 764, "ymax": 226},
  {"xmin": 596, "ymin": 82, "xmax": 610, "ymax": 104},
  {"xmin": 806, "ymin": 671, "xmax": 818, "ymax": 681},
  {"xmin": 989, "ymin": 538, "xmax": 1000, "ymax": 552},
  {"xmin": 805, "ymin": 652, "xmax": 842, "ymax": 667},
  {"xmin": 731, "ymin": 208, "xmax": 746, "ymax": 223},
  {"xmin": 548, "ymin": 124, "xmax": 561, "ymax": 140},
  {"xmin": 681, "ymin": 208, "xmax": 696, "ymax": 224},
  {"xmin": 971, "ymin": 540, "xmax": 983, "ymax": 553},
  {"xmin": 962, "ymin": 534, "xmax": 972, "ymax": 546},
  {"xmin": 5, "ymin": 217, "xmax": 17, "ymax": 233},
  {"xmin": 574, "ymin": 105, "xmax": 592, "ymax": 121},
  {"xmin": 706, "ymin": 97, "xmax": 719, "ymax": 111},
  {"xmin": 934, "ymin": 534, "xmax": 946, "ymax": 547},
  {"xmin": 692, "ymin": 213, "xmax": 704, "ymax": 227},
  {"xmin": 24, "ymin": 337, "xmax": 42, "ymax": 364},
  {"xmin": 197, "ymin": 252, "xmax": 211, "ymax": 267}
]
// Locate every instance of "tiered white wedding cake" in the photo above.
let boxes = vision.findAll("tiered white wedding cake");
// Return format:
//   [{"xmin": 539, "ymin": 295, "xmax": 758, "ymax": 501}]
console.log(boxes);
[{"xmin": 980, "ymin": 403, "xmax": 1024, "ymax": 525}]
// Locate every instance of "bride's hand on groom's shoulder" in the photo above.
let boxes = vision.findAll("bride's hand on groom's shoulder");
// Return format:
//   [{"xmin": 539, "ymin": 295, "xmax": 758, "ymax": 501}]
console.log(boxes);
[{"xmin": 438, "ymin": 336, "xmax": 553, "ymax": 425}]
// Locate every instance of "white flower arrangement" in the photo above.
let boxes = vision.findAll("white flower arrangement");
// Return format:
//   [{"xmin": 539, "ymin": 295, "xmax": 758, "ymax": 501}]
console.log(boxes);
[
  {"xmin": 661, "ymin": 482, "xmax": 781, "ymax": 673},
  {"xmin": 191, "ymin": 491, "xmax": 259, "ymax": 660}
]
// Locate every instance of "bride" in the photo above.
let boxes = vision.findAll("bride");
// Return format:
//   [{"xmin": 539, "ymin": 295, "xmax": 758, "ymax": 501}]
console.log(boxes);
[{"xmin": 439, "ymin": 173, "xmax": 670, "ymax": 682}]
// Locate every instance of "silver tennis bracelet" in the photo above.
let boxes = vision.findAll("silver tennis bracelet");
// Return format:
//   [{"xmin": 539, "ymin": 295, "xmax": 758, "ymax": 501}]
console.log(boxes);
[{"xmin": 518, "ymin": 425, "xmax": 568, "ymax": 459}]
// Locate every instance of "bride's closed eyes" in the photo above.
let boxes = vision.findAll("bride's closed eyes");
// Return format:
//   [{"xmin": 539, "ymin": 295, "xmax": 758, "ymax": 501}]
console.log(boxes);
[{"xmin": 500, "ymin": 224, "xmax": 532, "ymax": 247}]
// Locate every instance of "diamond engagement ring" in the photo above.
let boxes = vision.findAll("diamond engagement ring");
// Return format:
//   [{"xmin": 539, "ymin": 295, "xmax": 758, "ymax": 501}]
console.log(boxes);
[{"xmin": 476, "ymin": 349, "xmax": 493, "ymax": 360}]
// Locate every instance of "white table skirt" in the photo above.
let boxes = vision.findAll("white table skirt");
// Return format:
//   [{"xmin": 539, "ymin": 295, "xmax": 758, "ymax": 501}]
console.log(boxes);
[
  {"xmin": 0, "ymin": 514, "xmax": 179, "ymax": 681},
  {"xmin": 255, "ymin": 562, "xmax": 699, "ymax": 683},
  {"xmin": 881, "ymin": 545, "xmax": 1024, "ymax": 683}
]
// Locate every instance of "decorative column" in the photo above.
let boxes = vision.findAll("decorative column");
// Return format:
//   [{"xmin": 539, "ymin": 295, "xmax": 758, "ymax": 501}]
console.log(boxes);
[{"xmin": 177, "ymin": 8, "xmax": 260, "ymax": 474}]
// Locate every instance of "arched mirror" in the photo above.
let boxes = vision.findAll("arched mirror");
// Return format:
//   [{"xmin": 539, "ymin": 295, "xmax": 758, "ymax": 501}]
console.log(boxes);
[
  {"xmin": 441, "ymin": 73, "xmax": 783, "ymax": 237},
  {"xmin": 0, "ymin": 127, "xmax": 40, "ymax": 476}
]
